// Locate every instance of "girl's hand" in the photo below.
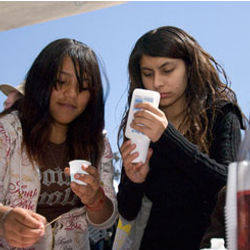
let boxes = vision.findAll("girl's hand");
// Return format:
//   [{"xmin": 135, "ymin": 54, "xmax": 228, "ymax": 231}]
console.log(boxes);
[
  {"xmin": 121, "ymin": 140, "xmax": 153, "ymax": 183},
  {"xmin": 3, "ymin": 207, "xmax": 46, "ymax": 248},
  {"xmin": 64, "ymin": 165, "xmax": 102, "ymax": 207},
  {"xmin": 131, "ymin": 102, "xmax": 168, "ymax": 142}
]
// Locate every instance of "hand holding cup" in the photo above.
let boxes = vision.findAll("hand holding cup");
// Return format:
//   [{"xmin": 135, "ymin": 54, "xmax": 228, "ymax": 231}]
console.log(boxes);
[
  {"xmin": 65, "ymin": 160, "xmax": 102, "ymax": 207},
  {"xmin": 69, "ymin": 160, "xmax": 91, "ymax": 185}
]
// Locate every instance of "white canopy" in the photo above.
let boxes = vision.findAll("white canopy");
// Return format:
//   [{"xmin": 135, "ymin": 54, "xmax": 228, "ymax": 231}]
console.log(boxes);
[{"xmin": 0, "ymin": 1, "xmax": 124, "ymax": 31}]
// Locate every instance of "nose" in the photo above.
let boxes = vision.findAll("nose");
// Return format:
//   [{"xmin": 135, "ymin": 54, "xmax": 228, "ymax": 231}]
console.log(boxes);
[
  {"xmin": 153, "ymin": 72, "xmax": 165, "ymax": 89},
  {"xmin": 63, "ymin": 82, "xmax": 78, "ymax": 98}
]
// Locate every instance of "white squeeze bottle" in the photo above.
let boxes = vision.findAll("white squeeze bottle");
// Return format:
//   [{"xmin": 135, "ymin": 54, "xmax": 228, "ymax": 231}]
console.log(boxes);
[{"xmin": 125, "ymin": 88, "xmax": 160, "ymax": 163}]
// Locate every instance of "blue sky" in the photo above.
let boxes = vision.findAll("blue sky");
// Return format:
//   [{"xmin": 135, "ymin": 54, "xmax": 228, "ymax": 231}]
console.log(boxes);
[{"xmin": 0, "ymin": 1, "xmax": 250, "ymax": 154}]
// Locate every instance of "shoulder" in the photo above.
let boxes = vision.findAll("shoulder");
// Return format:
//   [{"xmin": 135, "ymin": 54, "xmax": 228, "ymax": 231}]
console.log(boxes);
[
  {"xmin": 0, "ymin": 111, "xmax": 22, "ymax": 136},
  {"xmin": 0, "ymin": 112, "xmax": 22, "ymax": 150},
  {"xmin": 211, "ymin": 101, "xmax": 245, "ymax": 130}
]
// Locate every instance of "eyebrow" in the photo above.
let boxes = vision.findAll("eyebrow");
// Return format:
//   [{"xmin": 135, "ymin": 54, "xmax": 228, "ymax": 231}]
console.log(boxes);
[
  {"xmin": 58, "ymin": 71, "xmax": 73, "ymax": 77},
  {"xmin": 141, "ymin": 61, "xmax": 174, "ymax": 71}
]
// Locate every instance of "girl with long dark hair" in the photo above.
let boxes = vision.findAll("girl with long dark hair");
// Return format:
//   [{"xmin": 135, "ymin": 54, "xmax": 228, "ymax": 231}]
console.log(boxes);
[
  {"xmin": 117, "ymin": 26, "xmax": 245, "ymax": 249},
  {"xmin": 0, "ymin": 38, "xmax": 117, "ymax": 249}
]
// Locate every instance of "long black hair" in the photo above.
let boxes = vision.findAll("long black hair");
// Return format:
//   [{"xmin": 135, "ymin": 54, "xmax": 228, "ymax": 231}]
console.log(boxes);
[
  {"xmin": 4, "ymin": 38, "xmax": 107, "ymax": 167},
  {"xmin": 119, "ymin": 26, "xmax": 243, "ymax": 153}
]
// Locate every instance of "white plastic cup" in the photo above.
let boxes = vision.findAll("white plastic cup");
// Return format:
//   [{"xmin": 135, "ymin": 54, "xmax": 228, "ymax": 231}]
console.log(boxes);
[{"xmin": 69, "ymin": 159, "xmax": 91, "ymax": 185}]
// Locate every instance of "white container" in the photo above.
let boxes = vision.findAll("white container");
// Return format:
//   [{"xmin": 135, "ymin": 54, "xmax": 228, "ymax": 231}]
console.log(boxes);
[
  {"xmin": 125, "ymin": 88, "xmax": 160, "ymax": 163},
  {"xmin": 69, "ymin": 159, "xmax": 91, "ymax": 185}
]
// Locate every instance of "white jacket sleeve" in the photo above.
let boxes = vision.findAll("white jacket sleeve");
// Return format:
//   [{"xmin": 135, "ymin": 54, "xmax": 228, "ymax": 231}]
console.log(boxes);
[{"xmin": 0, "ymin": 122, "xmax": 11, "ymax": 205}]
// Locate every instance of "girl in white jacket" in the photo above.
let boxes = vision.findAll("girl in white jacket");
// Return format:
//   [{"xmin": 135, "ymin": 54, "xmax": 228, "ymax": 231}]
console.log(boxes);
[{"xmin": 0, "ymin": 38, "xmax": 117, "ymax": 249}]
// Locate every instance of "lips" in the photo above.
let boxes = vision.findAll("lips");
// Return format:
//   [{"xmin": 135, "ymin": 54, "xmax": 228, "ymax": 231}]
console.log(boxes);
[
  {"xmin": 58, "ymin": 102, "xmax": 77, "ymax": 110},
  {"xmin": 160, "ymin": 92, "xmax": 171, "ymax": 98}
]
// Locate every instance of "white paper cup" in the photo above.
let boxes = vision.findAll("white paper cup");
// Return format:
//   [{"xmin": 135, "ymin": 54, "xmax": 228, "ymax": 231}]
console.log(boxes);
[{"xmin": 69, "ymin": 160, "xmax": 91, "ymax": 185}]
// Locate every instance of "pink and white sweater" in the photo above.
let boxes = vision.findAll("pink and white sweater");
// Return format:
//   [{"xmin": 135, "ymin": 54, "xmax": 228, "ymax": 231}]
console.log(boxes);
[{"xmin": 0, "ymin": 111, "xmax": 117, "ymax": 250}]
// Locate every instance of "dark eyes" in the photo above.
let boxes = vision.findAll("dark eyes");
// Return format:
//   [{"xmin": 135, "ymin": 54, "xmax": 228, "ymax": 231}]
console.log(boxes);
[
  {"xmin": 56, "ymin": 79, "xmax": 89, "ymax": 92},
  {"xmin": 80, "ymin": 78, "xmax": 90, "ymax": 92},
  {"xmin": 164, "ymin": 69, "xmax": 173, "ymax": 74},
  {"xmin": 79, "ymin": 87, "xmax": 89, "ymax": 92},
  {"xmin": 142, "ymin": 68, "xmax": 174, "ymax": 77},
  {"xmin": 142, "ymin": 72, "xmax": 152, "ymax": 77},
  {"xmin": 56, "ymin": 80, "xmax": 64, "ymax": 84}
]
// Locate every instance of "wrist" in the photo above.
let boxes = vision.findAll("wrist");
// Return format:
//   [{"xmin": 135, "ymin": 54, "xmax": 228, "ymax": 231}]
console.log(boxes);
[
  {"xmin": 86, "ymin": 187, "xmax": 105, "ymax": 212},
  {"xmin": 0, "ymin": 207, "xmax": 13, "ymax": 236}
]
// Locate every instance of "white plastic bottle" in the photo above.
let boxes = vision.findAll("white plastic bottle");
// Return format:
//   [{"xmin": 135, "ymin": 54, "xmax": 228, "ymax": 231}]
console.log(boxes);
[{"xmin": 125, "ymin": 88, "xmax": 160, "ymax": 163}]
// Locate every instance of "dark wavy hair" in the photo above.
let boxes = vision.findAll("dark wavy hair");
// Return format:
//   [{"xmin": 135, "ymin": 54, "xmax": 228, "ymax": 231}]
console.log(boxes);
[
  {"xmin": 2, "ymin": 38, "xmax": 107, "ymax": 167},
  {"xmin": 118, "ymin": 26, "xmax": 242, "ymax": 154}
]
